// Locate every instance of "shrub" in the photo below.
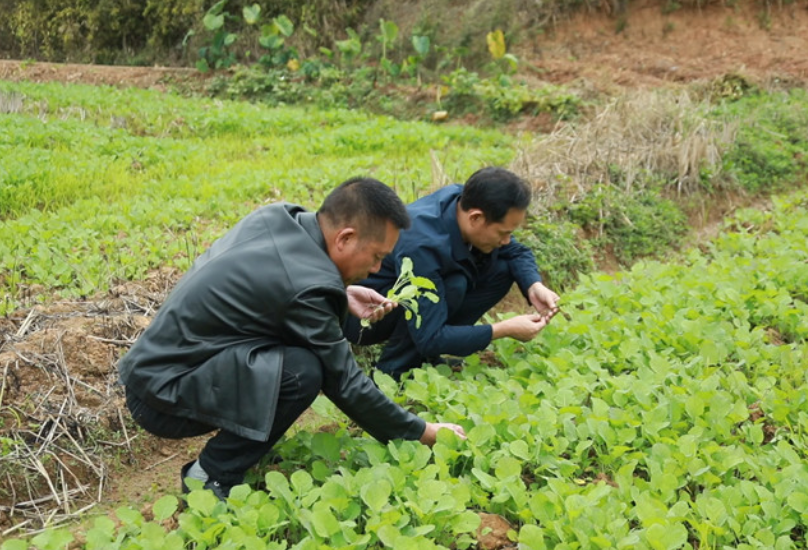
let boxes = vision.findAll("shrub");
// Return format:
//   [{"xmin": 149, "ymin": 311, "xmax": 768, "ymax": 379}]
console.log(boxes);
[{"xmin": 515, "ymin": 217, "xmax": 594, "ymax": 292}]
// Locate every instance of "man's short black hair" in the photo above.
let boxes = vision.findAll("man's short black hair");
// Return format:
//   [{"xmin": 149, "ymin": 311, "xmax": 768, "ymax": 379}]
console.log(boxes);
[
  {"xmin": 459, "ymin": 167, "xmax": 531, "ymax": 223},
  {"xmin": 319, "ymin": 177, "xmax": 411, "ymax": 240}
]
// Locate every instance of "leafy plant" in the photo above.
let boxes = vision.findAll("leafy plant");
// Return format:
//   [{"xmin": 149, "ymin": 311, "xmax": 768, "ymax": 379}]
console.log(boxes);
[
  {"xmin": 485, "ymin": 29, "xmax": 518, "ymax": 74},
  {"xmin": 361, "ymin": 257, "xmax": 439, "ymax": 329},
  {"xmin": 258, "ymin": 14, "xmax": 298, "ymax": 70},
  {"xmin": 192, "ymin": 0, "xmax": 238, "ymax": 72}
]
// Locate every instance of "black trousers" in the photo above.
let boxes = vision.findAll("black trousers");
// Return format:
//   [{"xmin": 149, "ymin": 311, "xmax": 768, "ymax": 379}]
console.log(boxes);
[{"xmin": 125, "ymin": 346, "xmax": 323, "ymax": 486}]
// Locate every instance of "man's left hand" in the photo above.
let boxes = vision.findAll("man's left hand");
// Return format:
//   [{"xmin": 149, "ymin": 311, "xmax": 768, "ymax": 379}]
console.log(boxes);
[
  {"xmin": 347, "ymin": 285, "xmax": 396, "ymax": 324},
  {"xmin": 527, "ymin": 282, "xmax": 560, "ymax": 322},
  {"xmin": 419, "ymin": 422, "xmax": 467, "ymax": 447}
]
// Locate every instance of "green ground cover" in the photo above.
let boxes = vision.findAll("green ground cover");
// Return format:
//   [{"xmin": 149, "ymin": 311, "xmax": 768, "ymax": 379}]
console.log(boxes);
[
  {"xmin": 1, "ymin": 80, "xmax": 807, "ymax": 549},
  {"xmin": 0, "ymin": 81, "xmax": 514, "ymax": 314},
  {"xmin": 4, "ymin": 183, "xmax": 807, "ymax": 550}
]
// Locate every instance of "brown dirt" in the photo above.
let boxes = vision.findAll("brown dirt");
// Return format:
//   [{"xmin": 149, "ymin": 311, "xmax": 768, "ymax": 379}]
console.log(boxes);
[
  {"xmin": 0, "ymin": 61, "xmax": 212, "ymax": 92},
  {"xmin": 477, "ymin": 512, "xmax": 514, "ymax": 550},
  {"xmin": 2, "ymin": 0, "xmax": 808, "ymax": 538},
  {"xmin": 524, "ymin": 0, "xmax": 808, "ymax": 90}
]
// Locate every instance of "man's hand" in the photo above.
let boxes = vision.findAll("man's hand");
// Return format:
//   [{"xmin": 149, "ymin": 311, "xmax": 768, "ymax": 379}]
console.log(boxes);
[
  {"xmin": 346, "ymin": 285, "xmax": 395, "ymax": 324},
  {"xmin": 527, "ymin": 282, "xmax": 560, "ymax": 322},
  {"xmin": 419, "ymin": 422, "xmax": 467, "ymax": 447},
  {"xmin": 491, "ymin": 313, "xmax": 548, "ymax": 342}
]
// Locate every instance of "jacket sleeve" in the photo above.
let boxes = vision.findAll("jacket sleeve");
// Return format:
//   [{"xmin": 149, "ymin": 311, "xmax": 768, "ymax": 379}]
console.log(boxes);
[
  {"xmin": 282, "ymin": 287, "xmax": 426, "ymax": 442},
  {"xmin": 498, "ymin": 237, "xmax": 543, "ymax": 296},
  {"xmin": 398, "ymin": 248, "xmax": 492, "ymax": 358}
]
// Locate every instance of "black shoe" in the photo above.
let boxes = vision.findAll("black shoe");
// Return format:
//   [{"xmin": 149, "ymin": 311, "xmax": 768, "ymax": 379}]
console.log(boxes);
[
  {"xmin": 428, "ymin": 355, "xmax": 465, "ymax": 371},
  {"xmin": 180, "ymin": 460, "xmax": 231, "ymax": 502}
]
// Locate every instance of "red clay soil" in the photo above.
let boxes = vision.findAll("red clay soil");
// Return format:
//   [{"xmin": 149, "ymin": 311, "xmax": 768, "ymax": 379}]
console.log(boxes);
[{"xmin": 524, "ymin": 0, "xmax": 808, "ymax": 90}]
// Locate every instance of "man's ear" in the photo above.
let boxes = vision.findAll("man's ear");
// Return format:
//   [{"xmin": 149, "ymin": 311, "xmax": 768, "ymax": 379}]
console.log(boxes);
[
  {"xmin": 467, "ymin": 209, "xmax": 486, "ymax": 226},
  {"xmin": 334, "ymin": 226, "xmax": 358, "ymax": 251}
]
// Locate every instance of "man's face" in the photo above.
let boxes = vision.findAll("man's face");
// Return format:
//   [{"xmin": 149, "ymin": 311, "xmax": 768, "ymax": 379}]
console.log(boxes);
[
  {"xmin": 335, "ymin": 220, "xmax": 399, "ymax": 285},
  {"xmin": 467, "ymin": 207, "xmax": 526, "ymax": 254}
]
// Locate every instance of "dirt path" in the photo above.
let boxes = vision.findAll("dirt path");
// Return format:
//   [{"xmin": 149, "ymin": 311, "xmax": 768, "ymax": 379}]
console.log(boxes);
[{"xmin": 0, "ymin": 60, "xmax": 211, "ymax": 92}]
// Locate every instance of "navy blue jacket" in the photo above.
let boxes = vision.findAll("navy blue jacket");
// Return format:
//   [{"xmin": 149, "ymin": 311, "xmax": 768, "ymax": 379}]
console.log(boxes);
[{"xmin": 359, "ymin": 185, "xmax": 542, "ymax": 358}]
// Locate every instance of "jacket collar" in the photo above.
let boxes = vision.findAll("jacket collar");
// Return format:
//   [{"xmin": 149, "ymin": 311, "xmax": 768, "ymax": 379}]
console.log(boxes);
[
  {"xmin": 442, "ymin": 195, "xmax": 474, "ymax": 265},
  {"xmin": 441, "ymin": 190, "xmax": 499, "ymax": 266},
  {"xmin": 297, "ymin": 210, "xmax": 327, "ymax": 253}
]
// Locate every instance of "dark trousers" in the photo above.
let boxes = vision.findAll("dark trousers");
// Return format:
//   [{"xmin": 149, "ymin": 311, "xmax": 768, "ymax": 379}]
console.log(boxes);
[
  {"xmin": 345, "ymin": 260, "xmax": 515, "ymax": 378},
  {"xmin": 125, "ymin": 346, "xmax": 323, "ymax": 486}
]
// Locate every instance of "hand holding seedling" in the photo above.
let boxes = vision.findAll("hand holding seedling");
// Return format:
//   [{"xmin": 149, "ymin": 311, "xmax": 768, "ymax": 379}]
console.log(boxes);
[
  {"xmin": 491, "ymin": 313, "xmax": 548, "ymax": 342},
  {"xmin": 527, "ymin": 281, "xmax": 568, "ymax": 322},
  {"xmin": 347, "ymin": 286, "xmax": 395, "ymax": 324},
  {"xmin": 360, "ymin": 257, "xmax": 439, "ymax": 329}
]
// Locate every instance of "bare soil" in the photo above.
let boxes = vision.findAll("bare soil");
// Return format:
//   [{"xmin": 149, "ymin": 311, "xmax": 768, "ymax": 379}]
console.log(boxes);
[
  {"xmin": 525, "ymin": 0, "xmax": 808, "ymax": 90},
  {"xmin": 1, "ymin": 0, "xmax": 807, "ymax": 539}
]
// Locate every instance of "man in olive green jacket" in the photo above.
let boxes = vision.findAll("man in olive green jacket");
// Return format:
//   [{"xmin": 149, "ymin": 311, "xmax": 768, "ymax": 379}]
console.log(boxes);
[{"xmin": 118, "ymin": 177, "xmax": 464, "ymax": 500}]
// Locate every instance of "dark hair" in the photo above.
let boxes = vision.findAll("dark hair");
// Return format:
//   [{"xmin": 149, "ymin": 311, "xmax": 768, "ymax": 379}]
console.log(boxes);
[
  {"xmin": 318, "ymin": 177, "xmax": 411, "ymax": 240},
  {"xmin": 459, "ymin": 167, "xmax": 531, "ymax": 223}
]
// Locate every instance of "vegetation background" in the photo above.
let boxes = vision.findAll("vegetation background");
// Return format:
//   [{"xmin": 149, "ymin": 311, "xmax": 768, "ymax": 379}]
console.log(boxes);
[{"xmin": 0, "ymin": 0, "xmax": 807, "ymax": 546}]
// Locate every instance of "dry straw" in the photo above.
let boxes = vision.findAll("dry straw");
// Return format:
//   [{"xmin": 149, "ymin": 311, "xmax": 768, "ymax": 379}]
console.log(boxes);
[
  {"xmin": 0, "ymin": 285, "xmax": 166, "ymax": 536},
  {"xmin": 513, "ymin": 89, "xmax": 738, "ymax": 210}
]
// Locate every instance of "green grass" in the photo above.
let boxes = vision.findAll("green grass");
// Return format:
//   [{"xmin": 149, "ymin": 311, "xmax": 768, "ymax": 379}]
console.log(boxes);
[{"xmin": 0, "ymin": 81, "xmax": 516, "ymax": 314}]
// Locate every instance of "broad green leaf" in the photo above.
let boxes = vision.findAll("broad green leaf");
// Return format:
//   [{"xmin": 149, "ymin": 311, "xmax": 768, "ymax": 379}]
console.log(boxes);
[
  {"xmin": 450, "ymin": 510, "xmax": 481, "ymax": 534},
  {"xmin": 291, "ymin": 469, "xmax": 314, "ymax": 495},
  {"xmin": 311, "ymin": 504, "xmax": 341, "ymax": 537},
  {"xmin": 153, "ymin": 494, "xmax": 179, "ymax": 521},
  {"xmin": 361, "ymin": 479, "xmax": 392, "ymax": 512},
  {"xmin": 243, "ymin": 4, "xmax": 261, "ymax": 25},
  {"xmin": 787, "ymin": 491, "xmax": 808, "ymax": 514},
  {"xmin": 259, "ymin": 34, "xmax": 284, "ymax": 50},
  {"xmin": 377, "ymin": 524, "xmax": 402, "ymax": 547},
  {"xmin": 273, "ymin": 15, "xmax": 294, "ymax": 37},
  {"xmin": 265, "ymin": 471, "xmax": 294, "ymax": 504},
  {"xmin": 411, "ymin": 276, "xmax": 436, "ymax": 290},
  {"xmin": 644, "ymin": 522, "xmax": 687, "ymax": 550},
  {"xmin": 86, "ymin": 516, "xmax": 116, "ymax": 548},
  {"xmin": 379, "ymin": 19, "xmax": 399, "ymax": 43},
  {"xmin": 503, "ymin": 53, "xmax": 519, "ymax": 70},
  {"xmin": 509, "ymin": 439, "xmax": 531, "ymax": 460},
  {"xmin": 187, "ymin": 489, "xmax": 219, "ymax": 516},
  {"xmin": 203, "ymin": 13, "xmax": 224, "ymax": 31},
  {"xmin": 412, "ymin": 35, "xmax": 430, "ymax": 56},
  {"xmin": 311, "ymin": 432, "xmax": 340, "ymax": 462},
  {"xmin": 229, "ymin": 483, "xmax": 252, "ymax": 501},
  {"xmin": 31, "ymin": 529, "xmax": 73, "ymax": 550},
  {"xmin": 495, "ymin": 456, "xmax": 522, "ymax": 479},
  {"xmin": 518, "ymin": 524, "xmax": 547, "ymax": 550},
  {"xmin": 115, "ymin": 506, "xmax": 143, "ymax": 526},
  {"xmin": 141, "ymin": 522, "xmax": 167, "ymax": 545},
  {"xmin": 1, "ymin": 540, "xmax": 30, "ymax": 550},
  {"xmin": 417, "ymin": 479, "xmax": 448, "ymax": 502},
  {"xmin": 257, "ymin": 502, "xmax": 281, "ymax": 530}
]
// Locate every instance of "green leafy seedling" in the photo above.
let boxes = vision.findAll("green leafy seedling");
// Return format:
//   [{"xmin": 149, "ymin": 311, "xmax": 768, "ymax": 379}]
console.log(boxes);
[{"xmin": 361, "ymin": 257, "xmax": 439, "ymax": 329}]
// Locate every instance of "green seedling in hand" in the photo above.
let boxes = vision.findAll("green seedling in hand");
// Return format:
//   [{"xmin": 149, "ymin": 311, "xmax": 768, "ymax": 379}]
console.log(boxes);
[{"xmin": 361, "ymin": 257, "xmax": 439, "ymax": 329}]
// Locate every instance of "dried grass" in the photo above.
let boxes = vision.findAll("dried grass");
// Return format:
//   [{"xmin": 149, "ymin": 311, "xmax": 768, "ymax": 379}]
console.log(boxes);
[
  {"xmin": 0, "ymin": 283, "xmax": 168, "ymax": 535},
  {"xmin": 512, "ymin": 89, "xmax": 739, "ymax": 211}
]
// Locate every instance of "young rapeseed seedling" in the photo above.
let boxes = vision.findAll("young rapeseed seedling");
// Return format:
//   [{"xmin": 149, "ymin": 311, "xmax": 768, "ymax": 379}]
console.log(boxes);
[{"xmin": 361, "ymin": 257, "xmax": 439, "ymax": 329}]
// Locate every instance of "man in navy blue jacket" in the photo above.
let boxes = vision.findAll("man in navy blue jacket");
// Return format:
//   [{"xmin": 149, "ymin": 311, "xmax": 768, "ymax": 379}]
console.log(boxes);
[{"xmin": 344, "ymin": 167, "xmax": 561, "ymax": 379}]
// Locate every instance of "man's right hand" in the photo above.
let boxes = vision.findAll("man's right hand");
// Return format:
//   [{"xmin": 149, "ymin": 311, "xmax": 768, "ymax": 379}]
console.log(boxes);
[
  {"xmin": 419, "ymin": 422, "xmax": 467, "ymax": 447},
  {"xmin": 491, "ymin": 313, "xmax": 548, "ymax": 342}
]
